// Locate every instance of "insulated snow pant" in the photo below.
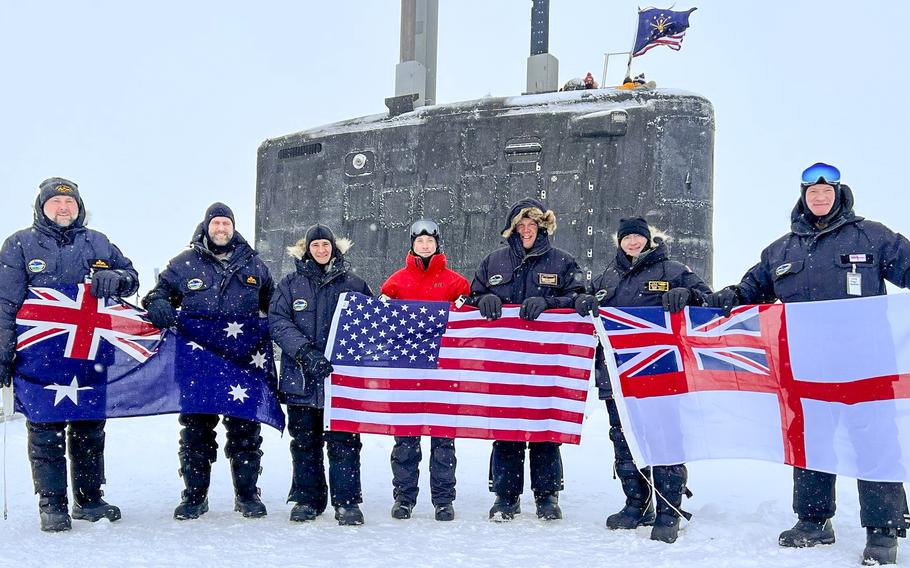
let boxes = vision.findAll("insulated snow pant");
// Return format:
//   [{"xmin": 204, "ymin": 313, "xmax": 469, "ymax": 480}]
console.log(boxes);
[
  {"xmin": 793, "ymin": 467, "xmax": 909, "ymax": 533},
  {"xmin": 287, "ymin": 405, "xmax": 362, "ymax": 508},
  {"xmin": 178, "ymin": 413, "xmax": 264, "ymax": 497},
  {"xmin": 391, "ymin": 436, "xmax": 457, "ymax": 506},
  {"xmin": 605, "ymin": 398, "xmax": 651, "ymax": 510},
  {"xmin": 27, "ymin": 419, "xmax": 107, "ymax": 504},
  {"xmin": 489, "ymin": 441, "xmax": 563, "ymax": 498}
]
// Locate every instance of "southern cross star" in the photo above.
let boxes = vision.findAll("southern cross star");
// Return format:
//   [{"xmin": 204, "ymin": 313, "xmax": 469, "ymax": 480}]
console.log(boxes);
[
  {"xmin": 229, "ymin": 384, "xmax": 249, "ymax": 403},
  {"xmin": 250, "ymin": 351, "xmax": 267, "ymax": 369},
  {"xmin": 224, "ymin": 321, "xmax": 244, "ymax": 338}
]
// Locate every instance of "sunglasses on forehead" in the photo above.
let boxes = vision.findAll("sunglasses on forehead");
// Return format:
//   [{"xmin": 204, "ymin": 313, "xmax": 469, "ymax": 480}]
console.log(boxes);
[{"xmin": 801, "ymin": 162, "xmax": 841, "ymax": 186}]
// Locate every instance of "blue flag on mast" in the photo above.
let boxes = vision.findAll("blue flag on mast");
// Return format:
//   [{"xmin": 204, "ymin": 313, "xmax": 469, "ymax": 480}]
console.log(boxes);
[{"xmin": 633, "ymin": 7, "xmax": 697, "ymax": 57}]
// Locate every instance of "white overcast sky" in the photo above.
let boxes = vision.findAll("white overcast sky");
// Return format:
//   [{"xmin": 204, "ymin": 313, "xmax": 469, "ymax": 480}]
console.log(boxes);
[{"xmin": 1, "ymin": 1, "xmax": 907, "ymax": 292}]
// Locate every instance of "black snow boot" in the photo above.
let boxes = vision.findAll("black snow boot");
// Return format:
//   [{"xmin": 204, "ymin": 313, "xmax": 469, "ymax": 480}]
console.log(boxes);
[
  {"xmin": 535, "ymin": 492, "xmax": 563, "ymax": 521},
  {"xmin": 174, "ymin": 489, "xmax": 209, "ymax": 521},
  {"xmin": 334, "ymin": 504, "xmax": 365, "ymax": 526},
  {"xmin": 435, "ymin": 503, "xmax": 455, "ymax": 522},
  {"xmin": 290, "ymin": 502, "xmax": 319, "ymax": 522},
  {"xmin": 391, "ymin": 499, "xmax": 414, "ymax": 520},
  {"xmin": 863, "ymin": 527, "xmax": 899, "ymax": 565},
  {"xmin": 650, "ymin": 465, "xmax": 691, "ymax": 544},
  {"xmin": 607, "ymin": 467, "xmax": 655, "ymax": 530},
  {"xmin": 231, "ymin": 455, "xmax": 267, "ymax": 518},
  {"xmin": 778, "ymin": 518, "xmax": 836, "ymax": 548},
  {"xmin": 489, "ymin": 494, "xmax": 521, "ymax": 522},
  {"xmin": 72, "ymin": 492, "xmax": 121, "ymax": 523},
  {"xmin": 39, "ymin": 495, "xmax": 71, "ymax": 533}
]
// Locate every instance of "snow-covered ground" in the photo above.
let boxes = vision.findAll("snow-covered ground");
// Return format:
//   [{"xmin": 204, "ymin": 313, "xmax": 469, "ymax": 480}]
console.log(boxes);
[{"xmin": 2, "ymin": 401, "xmax": 897, "ymax": 568}]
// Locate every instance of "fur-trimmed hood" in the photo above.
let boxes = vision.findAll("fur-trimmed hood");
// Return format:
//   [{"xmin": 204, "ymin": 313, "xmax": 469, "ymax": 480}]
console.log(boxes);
[
  {"xmin": 286, "ymin": 236, "xmax": 353, "ymax": 260},
  {"xmin": 612, "ymin": 225, "xmax": 671, "ymax": 250},
  {"xmin": 501, "ymin": 198, "xmax": 557, "ymax": 239}
]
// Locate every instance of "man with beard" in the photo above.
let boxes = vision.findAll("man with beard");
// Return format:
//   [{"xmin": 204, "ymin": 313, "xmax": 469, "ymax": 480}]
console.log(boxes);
[
  {"xmin": 0, "ymin": 177, "xmax": 138, "ymax": 531},
  {"xmin": 143, "ymin": 203, "xmax": 274, "ymax": 520}
]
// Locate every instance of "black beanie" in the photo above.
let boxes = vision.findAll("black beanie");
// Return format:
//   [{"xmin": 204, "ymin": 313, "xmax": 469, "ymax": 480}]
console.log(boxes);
[
  {"xmin": 304, "ymin": 224, "xmax": 338, "ymax": 261},
  {"xmin": 617, "ymin": 217, "xmax": 651, "ymax": 243},
  {"xmin": 38, "ymin": 177, "xmax": 81, "ymax": 208},
  {"xmin": 204, "ymin": 202, "xmax": 235, "ymax": 227}
]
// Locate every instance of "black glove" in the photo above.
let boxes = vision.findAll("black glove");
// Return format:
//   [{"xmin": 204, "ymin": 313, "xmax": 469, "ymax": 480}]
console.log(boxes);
[
  {"xmin": 295, "ymin": 346, "xmax": 334, "ymax": 380},
  {"xmin": 519, "ymin": 296, "xmax": 548, "ymax": 321},
  {"xmin": 0, "ymin": 362, "xmax": 11, "ymax": 388},
  {"xmin": 574, "ymin": 294, "xmax": 598, "ymax": 317},
  {"xmin": 91, "ymin": 270, "xmax": 124, "ymax": 299},
  {"xmin": 145, "ymin": 299, "xmax": 177, "ymax": 329},
  {"xmin": 477, "ymin": 294, "xmax": 502, "ymax": 320},
  {"xmin": 662, "ymin": 288, "xmax": 691, "ymax": 313},
  {"xmin": 707, "ymin": 286, "xmax": 740, "ymax": 317}
]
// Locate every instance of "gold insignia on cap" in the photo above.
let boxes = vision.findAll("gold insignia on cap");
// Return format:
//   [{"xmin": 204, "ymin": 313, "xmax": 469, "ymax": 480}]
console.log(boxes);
[{"xmin": 56, "ymin": 185, "xmax": 73, "ymax": 193}]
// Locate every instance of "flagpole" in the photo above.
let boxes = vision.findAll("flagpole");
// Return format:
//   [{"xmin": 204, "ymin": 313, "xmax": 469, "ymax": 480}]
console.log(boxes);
[
  {"xmin": 2, "ymin": 385, "xmax": 12, "ymax": 520},
  {"xmin": 590, "ymin": 313, "xmax": 648, "ymax": 468},
  {"xmin": 625, "ymin": 7, "xmax": 643, "ymax": 80}
]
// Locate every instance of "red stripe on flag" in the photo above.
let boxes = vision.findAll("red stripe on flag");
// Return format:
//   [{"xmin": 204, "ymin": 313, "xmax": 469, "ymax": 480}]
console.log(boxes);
[
  {"xmin": 331, "ymin": 374, "xmax": 588, "ymax": 401},
  {"xmin": 330, "ymin": 397, "xmax": 585, "ymax": 423},
  {"xmin": 446, "ymin": 318, "xmax": 594, "ymax": 335},
  {"xmin": 437, "ymin": 357, "xmax": 590, "ymax": 381},
  {"xmin": 328, "ymin": 420, "xmax": 581, "ymax": 444},
  {"xmin": 441, "ymin": 336, "xmax": 595, "ymax": 358}
]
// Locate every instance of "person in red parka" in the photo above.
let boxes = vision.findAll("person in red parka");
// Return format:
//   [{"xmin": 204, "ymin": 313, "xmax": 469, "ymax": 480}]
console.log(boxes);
[{"xmin": 380, "ymin": 219, "xmax": 470, "ymax": 522}]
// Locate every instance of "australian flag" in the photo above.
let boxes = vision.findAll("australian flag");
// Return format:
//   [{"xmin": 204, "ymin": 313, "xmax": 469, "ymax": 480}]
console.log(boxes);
[
  {"xmin": 632, "ymin": 7, "xmax": 697, "ymax": 57},
  {"xmin": 11, "ymin": 284, "xmax": 285, "ymax": 431}
]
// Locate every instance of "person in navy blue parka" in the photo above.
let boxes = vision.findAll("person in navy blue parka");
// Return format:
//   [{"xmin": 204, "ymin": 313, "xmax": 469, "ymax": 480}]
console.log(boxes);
[
  {"xmin": 470, "ymin": 197, "xmax": 585, "ymax": 522},
  {"xmin": 705, "ymin": 163, "xmax": 910, "ymax": 565},
  {"xmin": 0, "ymin": 177, "xmax": 138, "ymax": 532},
  {"xmin": 268, "ymin": 224, "xmax": 372, "ymax": 526},
  {"xmin": 142, "ymin": 202, "xmax": 274, "ymax": 521}
]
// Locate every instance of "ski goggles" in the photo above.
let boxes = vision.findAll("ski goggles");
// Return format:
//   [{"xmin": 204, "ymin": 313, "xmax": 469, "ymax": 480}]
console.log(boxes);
[
  {"xmin": 410, "ymin": 219, "xmax": 439, "ymax": 239},
  {"xmin": 801, "ymin": 162, "xmax": 841, "ymax": 187}
]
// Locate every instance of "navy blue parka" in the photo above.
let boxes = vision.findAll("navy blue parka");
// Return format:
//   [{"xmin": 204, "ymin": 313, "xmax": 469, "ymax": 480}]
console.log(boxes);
[
  {"xmin": 0, "ymin": 195, "xmax": 138, "ymax": 369},
  {"xmin": 142, "ymin": 223, "xmax": 273, "ymax": 317},
  {"xmin": 269, "ymin": 244, "xmax": 372, "ymax": 407}
]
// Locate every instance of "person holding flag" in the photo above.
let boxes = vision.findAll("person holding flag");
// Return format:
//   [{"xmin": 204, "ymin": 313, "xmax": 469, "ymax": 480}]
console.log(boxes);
[
  {"xmin": 705, "ymin": 162, "xmax": 910, "ymax": 565},
  {"xmin": 380, "ymin": 219, "xmax": 470, "ymax": 522},
  {"xmin": 0, "ymin": 177, "xmax": 138, "ymax": 532},
  {"xmin": 268, "ymin": 224, "xmax": 373, "ymax": 526},
  {"xmin": 142, "ymin": 202, "xmax": 274, "ymax": 521},
  {"xmin": 575, "ymin": 217, "xmax": 710, "ymax": 543},
  {"xmin": 470, "ymin": 198, "xmax": 585, "ymax": 522}
]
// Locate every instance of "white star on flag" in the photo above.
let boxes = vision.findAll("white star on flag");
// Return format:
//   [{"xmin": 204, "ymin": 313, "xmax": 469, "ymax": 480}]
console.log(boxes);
[
  {"xmin": 44, "ymin": 376, "xmax": 93, "ymax": 406},
  {"xmin": 229, "ymin": 384, "xmax": 249, "ymax": 403},
  {"xmin": 187, "ymin": 341, "xmax": 204, "ymax": 351},
  {"xmin": 224, "ymin": 321, "xmax": 244, "ymax": 338},
  {"xmin": 250, "ymin": 351, "xmax": 267, "ymax": 369}
]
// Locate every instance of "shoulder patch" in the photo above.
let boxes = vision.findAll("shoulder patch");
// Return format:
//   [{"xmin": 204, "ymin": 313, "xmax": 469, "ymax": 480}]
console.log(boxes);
[
  {"xmin": 245, "ymin": 275, "xmax": 259, "ymax": 286},
  {"xmin": 27, "ymin": 259, "xmax": 47, "ymax": 273},
  {"xmin": 595, "ymin": 289, "xmax": 608, "ymax": 301},
  {"xmin": 488, "ymin": 274, "xmax": 503, "ymax": 286},
  {"xmin": 292, "ymin": 298, "xmax": 308, "ymax": 312},
  {"xmin": 90, "ymin": 259, "xmax": 111, "ymax": 270},
  {"xmin": 187, "ymin": 278, "xmax": 205, "ymax": 291},
  {"xmin": 775, "ymin": 263, "xmax": 792, "ymax": 277},
  {"xmin": 538, "ymin": 273, "xmax": 559, "ymax": 286},
  {"xmin": 647, "ymin": 281, "xmax": 670, "ymax": 292}
]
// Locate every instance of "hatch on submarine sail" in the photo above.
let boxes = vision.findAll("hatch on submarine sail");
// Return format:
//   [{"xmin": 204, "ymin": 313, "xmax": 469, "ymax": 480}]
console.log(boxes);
[{"xmin": 255, "ymin": 0, "xmax": 713, "ymax": 289}]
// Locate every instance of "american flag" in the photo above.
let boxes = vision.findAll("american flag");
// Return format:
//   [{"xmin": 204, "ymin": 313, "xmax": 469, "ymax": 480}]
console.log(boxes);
[{"xmin": 324, "ymin": 292, "xmax": 598, "ymax": 444}]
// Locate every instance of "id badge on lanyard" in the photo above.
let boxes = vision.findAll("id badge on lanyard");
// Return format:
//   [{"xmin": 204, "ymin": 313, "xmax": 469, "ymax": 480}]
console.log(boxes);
[{"xmin": 846, "ymin": 264, "xmax": 862, "ymax": 296}]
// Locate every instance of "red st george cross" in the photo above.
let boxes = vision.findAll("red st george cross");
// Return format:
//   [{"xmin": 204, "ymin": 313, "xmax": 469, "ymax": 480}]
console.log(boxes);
[
  {"xmin": 601, "ymin": 304, "xmax": 910, "ymax": 469},
  {"xmin": 16, "ymin": 283, "xmax": 160, "ymax": 362}
]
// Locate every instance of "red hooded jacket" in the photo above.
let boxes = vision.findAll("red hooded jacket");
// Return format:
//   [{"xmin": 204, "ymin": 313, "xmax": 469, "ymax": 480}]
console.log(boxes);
[{"xmin": 380, "ymin": 253, "xmax": 470, "ymax": 302}]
